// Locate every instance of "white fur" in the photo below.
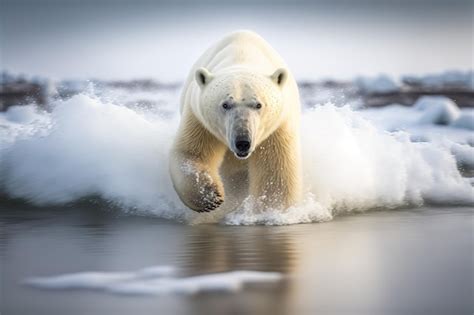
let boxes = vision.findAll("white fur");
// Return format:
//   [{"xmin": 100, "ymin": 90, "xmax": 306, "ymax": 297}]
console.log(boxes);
[{"xmin": 170, "ymin": 30, "xmax": 302, "ymax": 214}]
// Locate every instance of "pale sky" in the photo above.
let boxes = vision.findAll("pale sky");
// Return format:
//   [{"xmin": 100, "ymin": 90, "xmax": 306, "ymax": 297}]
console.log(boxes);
[{"xmin": 1, "ymin": 0, "xmax": 472, "ymax": 81}]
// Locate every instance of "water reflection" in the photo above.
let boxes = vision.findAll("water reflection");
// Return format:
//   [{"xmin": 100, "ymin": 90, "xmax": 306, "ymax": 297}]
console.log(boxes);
[
  {"xmin": 180, "ymin": 224, "xmax": 298, "ymax": 315},
  {"xmin": 180, "ymin": 225, "xmax": 298, "ymax": 274},
  {"xmin": 0, "ymin": 201, "xmax": 299, "ymax": 315}
]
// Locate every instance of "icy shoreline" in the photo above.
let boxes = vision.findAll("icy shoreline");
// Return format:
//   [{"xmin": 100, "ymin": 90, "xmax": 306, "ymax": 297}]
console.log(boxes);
[{"xmin": 1, "ymin": 70, "xmax": 473, "ymax": 111}]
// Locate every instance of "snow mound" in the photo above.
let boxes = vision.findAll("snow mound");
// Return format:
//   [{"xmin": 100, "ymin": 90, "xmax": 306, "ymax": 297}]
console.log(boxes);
[
  {"xmin": 414, "ymin": 96, "xmax": 461, "ymax": 125},
  {"xmin": 1, "ymin": 105, "xmax": 40, "ymax": 124},
  {"xmin": 355, "ymin": 74, "xmax": 399, "ymax": 94}
]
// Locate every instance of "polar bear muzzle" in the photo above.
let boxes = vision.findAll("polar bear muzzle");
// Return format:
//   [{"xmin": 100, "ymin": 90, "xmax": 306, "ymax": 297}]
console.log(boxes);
[
  {"xmin": 234, "ymin": 135, "xmax": 251, "ymax": 158},
  {"xmin": 226, "ymin": 107, "xmax": 259, "ymax": 159}
]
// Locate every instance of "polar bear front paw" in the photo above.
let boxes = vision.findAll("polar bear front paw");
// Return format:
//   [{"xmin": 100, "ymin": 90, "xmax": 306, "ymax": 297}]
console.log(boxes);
[
  {"xmin": 188, "ymin": 172, "xmax": 224, "ymax": 212},
  {"xmin": 194, "ymin": 181, "xmax": 224, "ymax": 212}
]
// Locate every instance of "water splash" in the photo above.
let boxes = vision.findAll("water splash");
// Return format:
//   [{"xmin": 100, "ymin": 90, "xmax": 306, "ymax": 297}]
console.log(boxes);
[{"xmin": 1, "ymin": 93, "xmax": 472, "ymax": 225}]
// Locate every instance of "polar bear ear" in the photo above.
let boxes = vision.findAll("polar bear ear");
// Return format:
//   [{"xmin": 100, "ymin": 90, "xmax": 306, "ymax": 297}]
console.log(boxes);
[
  {"xmin": 195, "ymin": 67, "xmax": 213, "ymax": 88},
  {"xmin": 270, "ymin": 68, "xmax": 287, "ymax": 87}
]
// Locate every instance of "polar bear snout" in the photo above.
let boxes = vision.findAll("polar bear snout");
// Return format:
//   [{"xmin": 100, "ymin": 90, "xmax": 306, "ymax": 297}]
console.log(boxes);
[
  {"xmin": 234, "ymin": 136, "xmax": 251, "ymax": 158},
  {"xmin": 229, "ymin": 128, "xmax": 253, "ymax": 159},
  {"xmin": 225, "ymin": 107, "xmax": 258, "ymax": 160}
]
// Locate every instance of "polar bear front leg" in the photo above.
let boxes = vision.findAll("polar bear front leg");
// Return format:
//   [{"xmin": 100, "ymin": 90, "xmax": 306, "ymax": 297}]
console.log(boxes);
[
  {"xmin": 170, "ymin": 114, "xmax": 227, "ymax": 212},
  {"xmin": 249, "ymin": 124, "xmax": 302, "ymax": 210}
]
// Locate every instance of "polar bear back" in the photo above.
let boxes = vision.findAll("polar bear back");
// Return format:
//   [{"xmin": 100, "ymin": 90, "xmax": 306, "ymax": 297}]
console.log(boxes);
[{"xmin": 180, "ymin": 30, "xmax": 297, "ymax": 114}]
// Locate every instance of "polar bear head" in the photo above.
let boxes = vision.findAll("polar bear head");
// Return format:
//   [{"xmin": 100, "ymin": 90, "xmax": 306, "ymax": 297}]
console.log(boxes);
[{"xmin": 194, "ymin": 68, "xmax": 288, "ymax": 159}]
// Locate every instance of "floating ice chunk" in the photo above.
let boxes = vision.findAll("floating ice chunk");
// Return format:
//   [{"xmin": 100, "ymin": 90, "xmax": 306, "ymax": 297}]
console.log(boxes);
[
  {"xmin": 24, "ymin": 267, "xmax": 282, "ymax": 296},
  {"xmin": 25, "ymin": 265, "xmax": 178, "ymax": 291},
  {"xmin": 414, "ymin": 96, "xmax": 461, "ymax": 125},
  {"xmin": 137, "ymin": 265, "xmax": 177, "ymax": 277},
  {"xmin": 25, "ymin": 272, "xmax": 137, "ymax": 290},
  {"xmin": 110, "ymin": 271, "xmax": 282, "ymax": 295}
]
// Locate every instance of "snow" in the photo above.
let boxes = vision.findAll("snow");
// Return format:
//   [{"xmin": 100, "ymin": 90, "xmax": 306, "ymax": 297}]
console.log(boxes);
[
  {"xmin": 355, "ymin": 74, "xmax": 399, "ymax": 94},
  {"xmin": 451, "ymin": 111, "xmax": 474, "ymax": 130},
  {"xmin": 1, "ymin": 105, "xmax": 40, "ymax": 124},
  {"xmin": 402, "ymin": 70, "xmax": 473, "ymax": 90},
  {"xmin": 450, "ymin": 143, "xmax": 474, "ymax": 170},
  {"xmin": 359, "ymin": 95, "xmax": 474, "ymax": 183},
  {"xmin": 414, "ymin": 96, "xmax": 461, "ymax": 125},
  {"xmin": 360, "ymin": 97, "xmax": 473, "ymax": 142}
]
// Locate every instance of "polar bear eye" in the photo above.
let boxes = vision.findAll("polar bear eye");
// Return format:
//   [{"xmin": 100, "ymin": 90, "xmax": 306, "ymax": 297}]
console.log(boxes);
[
  {"xmin": 222, "ymin": 102, "xmax": 230, "ymax": 110},
  {"xmin": 255, "ymin": 103, "xmax": 262, "ymax": 109}
]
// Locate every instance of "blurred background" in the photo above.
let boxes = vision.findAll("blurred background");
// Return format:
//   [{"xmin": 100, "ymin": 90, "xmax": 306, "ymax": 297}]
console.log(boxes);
[
  {"xmin": 0, "ymin": 0, "xmax": 473, "ymax": 110},
  {"xmin": 1, "ymin": 0, "xmax": 473, "ymax": 80}
]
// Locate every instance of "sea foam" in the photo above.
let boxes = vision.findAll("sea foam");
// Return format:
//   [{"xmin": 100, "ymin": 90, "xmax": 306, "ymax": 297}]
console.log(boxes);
[{"xmin": 1, "ymin": 92, "xmax": 472, "ymax": 225}]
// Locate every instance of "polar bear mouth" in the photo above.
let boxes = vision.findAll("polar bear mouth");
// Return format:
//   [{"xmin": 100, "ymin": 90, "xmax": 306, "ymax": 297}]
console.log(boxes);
[{"xmin": 235, "ymin": 151, "xmax": 251, "ymax": 159}]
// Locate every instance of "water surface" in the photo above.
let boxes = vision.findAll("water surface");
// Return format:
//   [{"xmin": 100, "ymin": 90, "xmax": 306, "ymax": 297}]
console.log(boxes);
[{"xmin": 1, "ymin": 202, "xmax": 472, "ymax": 314}]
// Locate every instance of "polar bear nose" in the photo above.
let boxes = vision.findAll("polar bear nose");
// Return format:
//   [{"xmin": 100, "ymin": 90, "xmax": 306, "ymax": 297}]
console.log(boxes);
[{"xmin": 235, "ymin": 137, "xmax": 251, "ymax": 153}]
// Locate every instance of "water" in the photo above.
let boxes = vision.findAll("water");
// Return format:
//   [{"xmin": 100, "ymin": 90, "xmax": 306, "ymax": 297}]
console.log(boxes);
[{"xmin": 1, "ymin": 201, "xmax": 472, "ymax": 314}]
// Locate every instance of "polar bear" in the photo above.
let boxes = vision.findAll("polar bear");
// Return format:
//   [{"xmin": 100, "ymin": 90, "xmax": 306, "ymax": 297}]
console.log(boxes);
[{"xmin": 170, "ymin": 30, "xmax": 302, "ymax": 213}]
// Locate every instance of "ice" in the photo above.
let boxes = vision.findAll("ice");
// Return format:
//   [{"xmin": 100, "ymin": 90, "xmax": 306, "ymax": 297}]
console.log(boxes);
[
  {"xmin": 25, "ymin": 272, "xmax": 137, "ymax": 290},
  {"xmin": 373, "ymin": 99, "xmax": 471, "ymax": 146},
  {"xmin": 402, "ymin": 70, "xmax": 474, "ymax": 90},
  {"xmin": 451, "ymin": 111, "xmax": 474, "ymax": 130},
  {"xmin": 355, "ymin": 74, "xmax": 399, "ymax": 94},
  {"xmin": 1, "ymin": 105, "xmax": 40, "ymax": 124},
  {"xmin": 24, "ymin": 267, "xmax": 282, "ymax": 296},
  {"xmin": 359, "ymin": 97, "xmax": 474, "ymax": 171},
  {"xmin": 414, "ymin": 96, "xmax": 461, "ymax": 125},
  {"xmin": 450, "ymin": 143, "xmax": 474, "ymax": 170}
]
